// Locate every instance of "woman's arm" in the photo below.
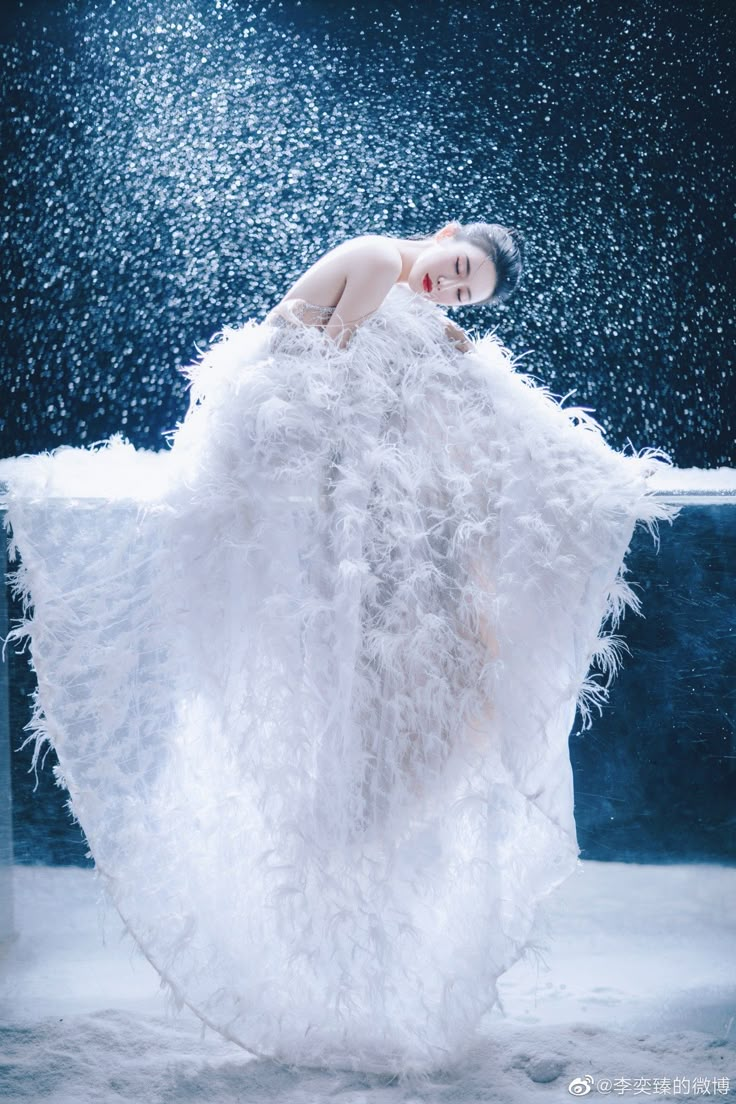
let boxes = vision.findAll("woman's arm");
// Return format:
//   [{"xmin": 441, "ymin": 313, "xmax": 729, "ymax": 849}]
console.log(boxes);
[
  {"xmin": 323, "ymin": 246, "xmax": 402, "ymax": 347},
  {"xmin": 267, "ymin": 237, "xmax": 401, "ymax": 348}
]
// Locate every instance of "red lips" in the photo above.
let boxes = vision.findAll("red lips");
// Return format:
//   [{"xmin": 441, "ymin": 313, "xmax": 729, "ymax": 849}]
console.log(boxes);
[{"xmin": 423, "ymin": 274, "xmax": 432, "ymax": 293}]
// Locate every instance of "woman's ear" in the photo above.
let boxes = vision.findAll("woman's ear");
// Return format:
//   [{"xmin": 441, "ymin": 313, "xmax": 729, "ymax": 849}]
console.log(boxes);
[{"xmin": 435, "ymin": 221, "xmax": 462, "ymax": 241}]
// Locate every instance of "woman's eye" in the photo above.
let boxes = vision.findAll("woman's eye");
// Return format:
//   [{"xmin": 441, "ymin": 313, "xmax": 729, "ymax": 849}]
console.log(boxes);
[{"xmin": 455, "ymin": 257, "xmax": 460, "ymax": 275}]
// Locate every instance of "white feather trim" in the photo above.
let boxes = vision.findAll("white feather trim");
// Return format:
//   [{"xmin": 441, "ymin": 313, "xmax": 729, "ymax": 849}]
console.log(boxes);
[{"xmin": 0, "ymin": 285, "xmax": 677, "ymax": 1072}]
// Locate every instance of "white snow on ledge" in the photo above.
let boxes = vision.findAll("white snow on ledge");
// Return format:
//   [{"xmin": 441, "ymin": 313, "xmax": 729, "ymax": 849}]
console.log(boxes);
[
  {"xmin": 1, "ymin": 458, "xmax": 735, "ymax": 505},
  {"xmin": 648, "ymin": 467, "xmax": 736, "ymax": 492},
  {"xmin": 0, "ymin": 861, "xmax": 733, "ymax": 1103},
  {"xmin": 647, "ymin": 466, "xmax": 736, "ymax": 505}
]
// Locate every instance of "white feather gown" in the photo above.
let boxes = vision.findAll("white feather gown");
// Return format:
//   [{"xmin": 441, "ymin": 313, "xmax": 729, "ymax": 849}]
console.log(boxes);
[{"xmin": 0, "ymin": 286, "xmax": 675, "ymax": 1072}]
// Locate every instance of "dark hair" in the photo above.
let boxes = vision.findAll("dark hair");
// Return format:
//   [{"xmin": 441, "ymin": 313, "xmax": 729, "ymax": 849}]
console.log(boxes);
[
  {"xmin": 409, "ymin": 221, "xmax": 526, "ymax": 305},
  {"xmin": 454, "ymin": 222, "xmax": 526, "ymax": 305}
]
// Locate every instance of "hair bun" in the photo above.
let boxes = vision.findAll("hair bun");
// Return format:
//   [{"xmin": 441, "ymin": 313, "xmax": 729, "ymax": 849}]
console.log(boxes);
[
  {"xmin": 454, "ymin": 220, "xmax": 525, "ymax": 305},
  {"xmin": 506, "ymin": 226, "xmax": 527, "ymax": 263}
]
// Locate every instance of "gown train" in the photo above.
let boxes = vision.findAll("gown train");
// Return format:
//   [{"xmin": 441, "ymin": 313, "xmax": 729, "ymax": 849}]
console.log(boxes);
[{"xmin": 0, "ymin": 286, "xmax": 676, "ymax": 1072}]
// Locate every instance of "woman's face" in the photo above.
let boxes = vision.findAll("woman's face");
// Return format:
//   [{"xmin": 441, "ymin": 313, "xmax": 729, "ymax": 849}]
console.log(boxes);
[{"xmin": 408, "ymin": 232, "xmax": 497, "ymax": 306}]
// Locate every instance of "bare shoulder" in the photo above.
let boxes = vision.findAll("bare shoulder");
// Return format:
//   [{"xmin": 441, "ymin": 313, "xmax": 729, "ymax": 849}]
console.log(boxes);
[
  {"xmin": 336, "ymin": 234, "xmax": 403, "ymax": 278},
  {"xmin": 280, "ymin": 234, "xmax": 401, "ymax": 311}
]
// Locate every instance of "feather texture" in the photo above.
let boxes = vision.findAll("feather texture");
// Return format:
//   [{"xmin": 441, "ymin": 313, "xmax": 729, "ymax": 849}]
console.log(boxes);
[{"xmin": 0, "ymin": 285, "xmax": 677, "ymax": 1072}]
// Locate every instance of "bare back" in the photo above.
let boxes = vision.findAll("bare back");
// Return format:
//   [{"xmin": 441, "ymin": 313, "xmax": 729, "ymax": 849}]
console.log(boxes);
[{"xmin": 271, "ymin": 235, "xmax": 403, "ymax": 346}]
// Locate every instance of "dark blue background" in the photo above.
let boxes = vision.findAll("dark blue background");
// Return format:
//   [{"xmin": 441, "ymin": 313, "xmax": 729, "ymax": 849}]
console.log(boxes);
[
  {"xmin": 1, "ymin": 0, "xmax": 733, "ymax": 864},
  {"xmin": 1, "ymin": 0, "xmax": 733, "ymax": 464}
]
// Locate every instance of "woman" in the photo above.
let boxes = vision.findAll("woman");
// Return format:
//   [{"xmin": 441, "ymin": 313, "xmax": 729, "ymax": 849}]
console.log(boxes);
[
  {"xmin": 266, "ymin": 220, "xmax": 523, "ymax": 348},
  {"xmin": 0, "ymin": 218, "xmax": 674, "ymax": 1074}
]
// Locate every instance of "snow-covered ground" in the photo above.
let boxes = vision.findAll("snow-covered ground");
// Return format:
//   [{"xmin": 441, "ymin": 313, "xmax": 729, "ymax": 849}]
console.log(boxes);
[{"xmin": 0, "ymin": 861, "xmax": 733, "ymax": 1103}]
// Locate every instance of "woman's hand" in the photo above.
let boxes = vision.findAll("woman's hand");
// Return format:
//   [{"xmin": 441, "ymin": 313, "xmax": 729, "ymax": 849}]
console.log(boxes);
[{"xmin": 444, "ymin": 319, "xmax": 472, "ymax": 353}]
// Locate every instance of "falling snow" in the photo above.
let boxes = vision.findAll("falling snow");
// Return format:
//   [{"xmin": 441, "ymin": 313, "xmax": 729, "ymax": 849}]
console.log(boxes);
[{"xmin": 0, "ymin": 0, "xmax": 733, "ymax": 464}]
